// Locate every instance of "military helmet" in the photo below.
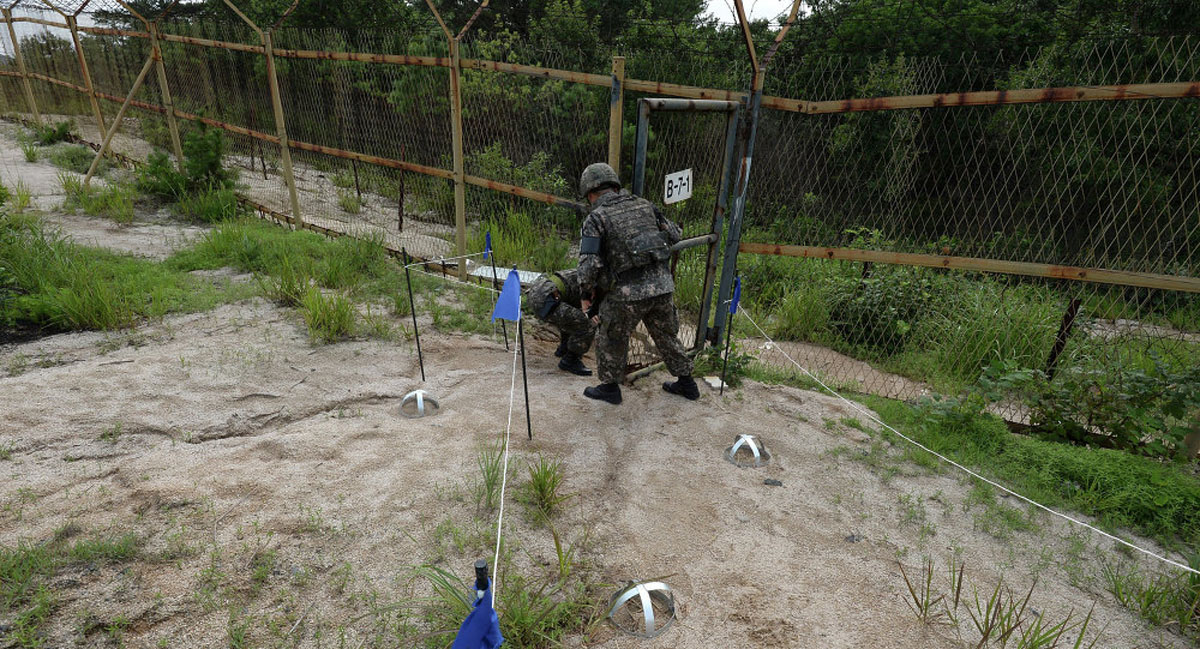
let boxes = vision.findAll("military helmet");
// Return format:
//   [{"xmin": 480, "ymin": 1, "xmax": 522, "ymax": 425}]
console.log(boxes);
[{"xmin": 579, "ymin": 163, "xmax": 620, "ymax": 197}]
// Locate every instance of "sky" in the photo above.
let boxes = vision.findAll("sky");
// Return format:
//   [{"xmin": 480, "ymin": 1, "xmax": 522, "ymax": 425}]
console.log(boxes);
[{"xmin": 704, "ymin": 0, "xmax": 803, "ymax": 25}]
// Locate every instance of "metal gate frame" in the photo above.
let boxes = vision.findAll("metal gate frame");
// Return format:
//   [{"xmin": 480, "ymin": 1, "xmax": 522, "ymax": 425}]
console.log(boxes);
[{"xmin": 630, "ymin": 97, "xmax": 742, "ymax": 352}]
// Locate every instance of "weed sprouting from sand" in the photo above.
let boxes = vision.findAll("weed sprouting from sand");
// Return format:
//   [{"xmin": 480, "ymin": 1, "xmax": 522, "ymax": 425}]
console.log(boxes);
[
  {"xmin": 300, "ymin": 287, "xmax": 355, "ymax": 343},
  {"xmin": 475, "ymin": 440, "xmax": 505, "ymax": 512},
  {"xmin": 898, "ymin": 555, "xmax": 1106, "ymax": 647},
  {"xmin": 520, "ymin": 455, "xmax": 571, "ymax": 520}
]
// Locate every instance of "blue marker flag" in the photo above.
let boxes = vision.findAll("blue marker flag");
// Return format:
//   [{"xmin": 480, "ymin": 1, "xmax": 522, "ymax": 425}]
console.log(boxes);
[
  {"xmin": 490, "ymin": 268, "xmax": 521, "ymax": 322},
  {"xmin": 730, "ymin": 276, "xmax": 741, "ymax": 314},
  {"xmin": 484, "ymin": 232, "xmax": 492, "ymax": 260},
  {"xmin": 450, "ymin": 579, "xmax": 503, "ymax": 649}
]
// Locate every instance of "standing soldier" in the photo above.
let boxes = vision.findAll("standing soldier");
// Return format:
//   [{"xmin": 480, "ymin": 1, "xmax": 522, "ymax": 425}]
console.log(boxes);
[
  {"xmin": 525, "ymin": 267, "xmax": 596, "ymax": 376},
  {"xmin": 575, "ymin": 163, "xmax": 700, "ymax": 405}
]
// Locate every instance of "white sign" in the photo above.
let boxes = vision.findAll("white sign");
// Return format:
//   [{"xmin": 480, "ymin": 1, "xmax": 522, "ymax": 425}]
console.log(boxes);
[{"xmin": 663, "ymin": 168, "xmax": 692, "ymax": 205}]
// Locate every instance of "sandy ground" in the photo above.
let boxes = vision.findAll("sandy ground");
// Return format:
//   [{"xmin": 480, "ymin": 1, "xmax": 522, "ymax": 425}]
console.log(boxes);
[
  {"xmin": 2, "ymin": 230, "xmax": 1196, "ymax": 649},
  {"xmin": 4, "ymin": 121, "xmax": 1197, "ymax": 649}
]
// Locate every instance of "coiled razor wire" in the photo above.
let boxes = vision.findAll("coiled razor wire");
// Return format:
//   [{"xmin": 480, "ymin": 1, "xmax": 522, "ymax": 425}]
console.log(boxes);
[{"xmin": 736, "ymin": 304, "xmax": 1200, "ymax": 577}]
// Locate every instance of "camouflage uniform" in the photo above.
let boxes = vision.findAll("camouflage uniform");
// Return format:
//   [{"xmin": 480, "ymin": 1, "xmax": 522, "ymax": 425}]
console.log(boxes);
[
  {"xmin": 578, "ymin": 190, "xmax": 693, "ymax": 385},
  {"xmin": 525, "ymin": 268, "xmax": 595, "ymax": 358}
]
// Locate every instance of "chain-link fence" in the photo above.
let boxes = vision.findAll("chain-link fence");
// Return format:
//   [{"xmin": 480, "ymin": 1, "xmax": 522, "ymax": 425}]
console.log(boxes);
[{"xmin": 0, "ymin": 1, "xmax": 1196, "ymax": 411}]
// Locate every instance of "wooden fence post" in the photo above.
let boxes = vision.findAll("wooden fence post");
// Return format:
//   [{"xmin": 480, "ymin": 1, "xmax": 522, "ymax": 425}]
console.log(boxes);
[
  {"xmin": 2, "ymin": 8, "xmax": 41, "ymax": 125},
  {"xmin": 66, "ymin": 15, "xmax": 106, "ymax": 136},
  {"xmin": 263, "ymin": 31, "xmax": 303, "ymax": 229},
  {"xmin": 148, "ymin": 23, "xmax": 185, "ymax": 170},
  {"xmin": 449, "ymin": 38, "xmax": 467, "ymax": 279},
  {"xmin": 607, "ymin": 55, "xmax": 625, "ymax": 170}
]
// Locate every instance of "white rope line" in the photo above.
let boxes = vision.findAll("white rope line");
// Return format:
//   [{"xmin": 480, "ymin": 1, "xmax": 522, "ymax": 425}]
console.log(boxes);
[
  {"xmin": 408, "ymin": 266, "xmax": 501, "ymax": 294},
  {"xmin": 736, "ymin": 305, "xmax": 1200, "ymax": 576},
  {"xmin": 402, "ymin": 250, "xmax": 487, "ymax": 269},
  {"xmin": 491, "ymin": 311, "xmax": 521, "ymax": 600}
]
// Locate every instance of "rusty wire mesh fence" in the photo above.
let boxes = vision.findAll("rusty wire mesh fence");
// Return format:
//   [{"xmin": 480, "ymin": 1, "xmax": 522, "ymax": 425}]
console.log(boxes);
[
  {"xmin": 735, "ymin": 39, "xmax": 1200, "ymax": 419},
  {"xmin": 0, "ymin": 0, "xmax": 1197, "ymax": 413}
]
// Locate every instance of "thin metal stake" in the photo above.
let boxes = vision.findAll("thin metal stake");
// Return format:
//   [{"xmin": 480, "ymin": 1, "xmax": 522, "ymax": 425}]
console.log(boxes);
[
  {"xmin": 402, "ymin": 248, "xmax": 425, "ymax": 382},
  {"xmin": 518, "ymin": 316, "xmax": 532, "ymax": 441},
  {"xmin": 490, "ymin": 252, "xmax": 509, "ymax": 350},
  {"xmin": 720, "ymin": 311, "xmax": 734, "ymax": 395}
]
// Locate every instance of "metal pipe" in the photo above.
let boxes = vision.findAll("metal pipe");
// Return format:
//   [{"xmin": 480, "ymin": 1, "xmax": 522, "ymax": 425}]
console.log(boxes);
[
  {"xmin": 3, "ymin": 8, "xmax": 41, "ymax": 124},
  {"xmin": 149, "ymin": 23, "xmax": 185, "ymax": 170},
  {"xmin": 1045, "ymin": 298, "xmax": 1082, "ymax": 380},
  {"xmin": 67, "ymin": 15, "xmax": 106, "ymax": 135},
  {"xmin": 631, "ymin": 99, "xmax": 651, "ymax": 197},
  {"xmin": 518, "ymin": 316, "xmax": 532, "ymax": 441},
  {"xmin": 713, "ymin": 87, "xmax": 763, "ymax": 344},
  {"xmin": 263, "ymin": 31, "xmax": 303, "ymax": 228},
  {"xmin": 670, "ymin": 233, "xmax": 718, "ymax": 252},
  {"xmin": 84, "ymin": 53, "xmax": 156, "ymax": 185},
  {"xmin": 402, "ymin": 248, "xmax": 426, "ymax": 382},
  {"xmin": 696, "ymin": 108, "xmax": 740, "ymax": 347},
  {"xmin": 639, "ymin": 98, "xmax": 740, "ymax": 112}
]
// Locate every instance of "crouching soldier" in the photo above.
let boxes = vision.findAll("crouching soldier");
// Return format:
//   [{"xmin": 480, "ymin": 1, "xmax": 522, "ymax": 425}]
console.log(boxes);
[{"xmin": 525, "ymin": 267, "xmax": 596, "ymax": 376}]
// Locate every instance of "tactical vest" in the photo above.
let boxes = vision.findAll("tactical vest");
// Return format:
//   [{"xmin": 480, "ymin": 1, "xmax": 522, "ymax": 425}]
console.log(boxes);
[{"xmin": 600, "ymin": 195, "xmax": 671, "ymax": 276}]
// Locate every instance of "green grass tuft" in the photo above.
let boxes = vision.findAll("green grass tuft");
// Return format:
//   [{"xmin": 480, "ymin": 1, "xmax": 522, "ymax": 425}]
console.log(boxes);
[
  {"xmin": 300, "ymin": 287, "xmax": 355, "ymax": 343},
  {"xmin": 174, "ymin": 186, "xmax": 242, "ymax": 223},
  {"xmin": 60, "ymin": 173, "xmax": 135, "ymax": 225},
  {"xmin": 863, "ymin": 394, "xmax": 1200, "ymax": 553},
  {"xmin": 47, "ymin": 144, "xmax": 106, "ymax": 176},
  {"xmin": 32, "ymin": 120, "xmax": 73, "ymax": 145},
  {"xmin": 1, "ymin": 212, "xmax": 249, "ymax": 332}
]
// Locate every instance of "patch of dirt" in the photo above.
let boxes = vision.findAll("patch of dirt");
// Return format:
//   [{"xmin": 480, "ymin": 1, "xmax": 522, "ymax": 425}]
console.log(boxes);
[{"xmin": 0, "ymin": 296, "xmax": 1191, "ymax": 649}]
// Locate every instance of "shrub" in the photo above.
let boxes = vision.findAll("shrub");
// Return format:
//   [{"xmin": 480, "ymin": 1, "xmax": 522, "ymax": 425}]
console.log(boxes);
[
  {"xmin": 828, "ymin": 270, "xmax": 933, "ymax": 356},
  {"xmin": 137, "ymin": 123, "xmax": 235, "ymax": 202},
  {"xmin": 136, "ymin": 151, "xmax": 186, "ymax": 200},
  {"xmin": 181, "ymin": 122, "xmax": 235, "ymax": 190},
  {"xmin": 0, "ymin": 182, "xmax": 9, "ymax": 206},
  {"xmin": 467, "ymin": 143, "xmax": 571, "ymax": 226},
  {"xmin": 981, "ymin": 358, "xmax": 1200, "ymax": 458}
]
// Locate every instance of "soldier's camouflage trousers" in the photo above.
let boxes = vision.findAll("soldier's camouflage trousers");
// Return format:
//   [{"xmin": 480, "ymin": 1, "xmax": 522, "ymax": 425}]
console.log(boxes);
[
  {"xmin": 527, "ymin": 279, "xmax": 595, "ymax": 357},
  {"xmin": 596, "ymin": 293, "xmax": 693, "ymax": 385}
]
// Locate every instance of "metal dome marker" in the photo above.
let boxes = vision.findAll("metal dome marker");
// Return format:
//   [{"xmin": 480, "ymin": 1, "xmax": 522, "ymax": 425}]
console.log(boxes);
[
  {"xmin": 607, "ymin": 580, "xmax": 676, "ymax": 638},
  {"xmin": 399, "ymin": 389, "xmax": 440, "ymax": 418},
  {"xmin": 725, "ymin": 433, "xmax": 771, "ymax": 467}
]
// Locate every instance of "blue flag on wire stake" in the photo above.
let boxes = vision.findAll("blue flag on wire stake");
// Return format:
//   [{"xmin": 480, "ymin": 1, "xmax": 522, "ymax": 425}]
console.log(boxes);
[
  {"xmin": 450, "ymin": 579, "xmax": 503, "ymax": 649},
  {"xmin": 491, "ymin": 268, "xmax": 521, "ymax": 322},
  {"xmin": 730, "ymin": 276, "xmax": 741, "ymax": 314},
  {"xmin": 484, "ymin": 232, "xmax": 492, "ymax": 260}
]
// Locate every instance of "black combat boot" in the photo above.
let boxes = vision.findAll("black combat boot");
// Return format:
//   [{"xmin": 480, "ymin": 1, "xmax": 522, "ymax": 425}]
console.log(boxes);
[
  {"xmin": 662, "ymin": 375, "xmax": 700, "ymax": 401},
  {"xmin": 554, "ymin": 337, "xmax": 568, "ymax": 358},
  {"xmin": 583, "ymin": 382, "xmax": 622, "ymax": 404},
  {"xmin": 558, "ymin": 352, "xmax": 593, "ymax": 376}
]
